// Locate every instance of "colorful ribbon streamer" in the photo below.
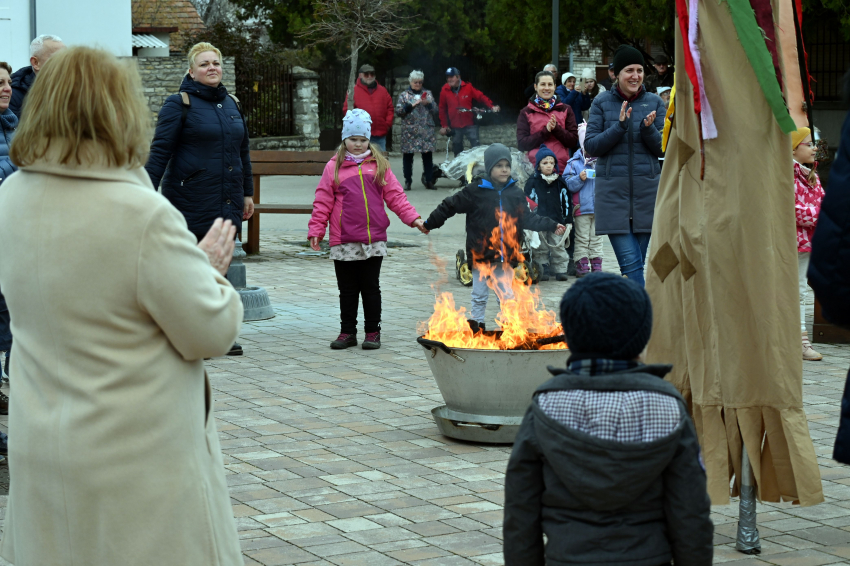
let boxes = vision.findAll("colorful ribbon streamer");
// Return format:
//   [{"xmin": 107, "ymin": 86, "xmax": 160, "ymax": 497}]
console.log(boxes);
[
  {"xmin": 723, "ymin": 0, "xmax": 798, "ymax": 133},
  {"xmin": 688, "ymin": 0, "xmax": 718, "ymax": 139}
]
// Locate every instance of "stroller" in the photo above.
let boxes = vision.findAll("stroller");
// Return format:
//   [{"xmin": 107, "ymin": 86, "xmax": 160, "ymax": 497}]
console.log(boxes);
[{"xmin": 452, "ymin": 150, "xmax": 547, "ymax": 287}]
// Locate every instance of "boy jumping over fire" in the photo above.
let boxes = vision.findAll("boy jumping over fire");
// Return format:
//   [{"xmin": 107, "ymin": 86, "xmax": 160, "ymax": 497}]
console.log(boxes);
[{"xmin": 422, "ymin": 144, "xmax": 566, "ymax": 332}]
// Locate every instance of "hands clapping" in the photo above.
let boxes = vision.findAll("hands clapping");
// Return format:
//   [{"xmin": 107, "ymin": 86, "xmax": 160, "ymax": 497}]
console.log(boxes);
[{"xmin": 198, "ymin": 218, "xmax": 236, "ymax": 276}]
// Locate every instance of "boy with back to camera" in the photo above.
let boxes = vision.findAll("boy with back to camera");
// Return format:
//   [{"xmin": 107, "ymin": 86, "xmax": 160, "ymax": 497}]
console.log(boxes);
[
  {"xmin": 423, "ymin": 144, "xmax": 566, "ymax": 332},
  {"xmin": 503, "ymin": 272, "xmax": 713, "ymax": 566}
]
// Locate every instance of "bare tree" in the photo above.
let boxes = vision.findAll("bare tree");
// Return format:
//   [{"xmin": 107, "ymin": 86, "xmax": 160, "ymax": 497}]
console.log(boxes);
[
  {"xmin": 298, "ymin": 0, "xmax": 412, "ymax": 110},
  {"xmin": 189, "ymin": 0, "xmax": 234, "ymax": 26}
]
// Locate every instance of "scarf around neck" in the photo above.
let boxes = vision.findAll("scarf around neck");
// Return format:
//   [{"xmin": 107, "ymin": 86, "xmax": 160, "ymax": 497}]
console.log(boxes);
[
  {"xmin": 568, "ymin": 358, "xmax": 640, "ymax": 376},
  {"xmin": 344, "ymin": 149, "xmax": 372, "ymax": 164},
  {"xmin": 0, "ymin": 109, "xmax": 18, "ymax": 132},
  {"xmin": 533, "ymin": 94, "xmax": 557, "ymax": 111},
  {"xmin": 541, "ymin": 173, "xmax": 560, "ymax": 183}
]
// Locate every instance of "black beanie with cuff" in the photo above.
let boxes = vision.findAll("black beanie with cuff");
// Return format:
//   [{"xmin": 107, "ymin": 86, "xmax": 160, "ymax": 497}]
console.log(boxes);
[
  {"xmin": 559, "ymin": 272, "xmax": 653, "ymax": 360},
  {"xmin": 612, "ymin": 44, "xmax": 646, "ymax": 77}
]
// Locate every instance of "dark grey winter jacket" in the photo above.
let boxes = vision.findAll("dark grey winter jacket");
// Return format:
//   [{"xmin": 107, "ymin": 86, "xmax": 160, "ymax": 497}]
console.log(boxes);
[
  {"xmin": 584, "ymin": 86, "xmax": 666, "ymax": 234},
  {"xmin": 503, "ymin": 364, "xmax": 713, "ymax": 566}
]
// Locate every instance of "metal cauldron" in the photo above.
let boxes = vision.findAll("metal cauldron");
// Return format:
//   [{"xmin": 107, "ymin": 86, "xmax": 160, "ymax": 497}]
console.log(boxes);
[{"xmin": 418, "ymin": 335, "xmax": 568, "ymax": 443}]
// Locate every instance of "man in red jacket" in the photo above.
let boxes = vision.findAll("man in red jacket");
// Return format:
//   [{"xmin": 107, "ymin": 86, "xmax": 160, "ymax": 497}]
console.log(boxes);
[
  {"xmin": 342, "ymin": 64, "xmax": 395, "ymax": 151},
  {"xmin": 438, "ymin": 67, "xmax": 500, "ymax": 157}
]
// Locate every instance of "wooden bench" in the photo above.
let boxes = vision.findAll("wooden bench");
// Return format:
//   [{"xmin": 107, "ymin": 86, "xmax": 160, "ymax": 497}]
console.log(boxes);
[
  {"xmin": 814, "ymin": 298, "xmax": 850, "ymax": 344},
  {"xmin": 245, "ymin": 150, "xmax": 335, "ymax": 254}
]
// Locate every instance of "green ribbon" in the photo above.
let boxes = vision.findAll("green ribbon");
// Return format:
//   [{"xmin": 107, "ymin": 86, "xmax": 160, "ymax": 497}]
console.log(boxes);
[{"xmin": 723, "ymin": 0, "xmax": 798, "ymax": 134}]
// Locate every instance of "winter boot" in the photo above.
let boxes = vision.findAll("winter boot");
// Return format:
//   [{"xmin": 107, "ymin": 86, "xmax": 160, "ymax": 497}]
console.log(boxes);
[
  {"xmin": 331, "ymin": 333, "xmax": 358, "ymax": 349},
  {"xmin": 555, "ymin": 272, "xmax": 570, "ymax": 281},
  {"xmin": 227, "ymin": 343, "xmax": 243, "ymax": 356},
  {"xmin": 567, "ymin": 258, "xmax": 577, "ymax": 277},
  {"xmin": 362, "ymin": 332, "xmax": 381, "ymax": 350},
  {"xmin": 404, "ymin": 180, "xmax": 412, "ymax": 191},
  {"xmin": 802, "ymin": 331, "xmax": 823, "ymax": 361},
  {"xmin": 539, "ymin": 264, "xmax": 550, "ymax": 282},
  {"xmin": 467, "ymin": 319, "xmax": 486, "ymax": 334},
  {"xmin": 575, "ymin": 257, "xmax": 590, "ymax": 278},
  {"xmin": 590, "ymin": 257, "xmax": 603, "ymax": 272}
]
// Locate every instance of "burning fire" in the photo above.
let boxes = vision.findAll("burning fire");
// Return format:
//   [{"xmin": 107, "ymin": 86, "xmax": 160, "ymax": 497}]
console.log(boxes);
[{"xmin": 422, "ymin": 211, "xmax": 568, "ymax": 350}]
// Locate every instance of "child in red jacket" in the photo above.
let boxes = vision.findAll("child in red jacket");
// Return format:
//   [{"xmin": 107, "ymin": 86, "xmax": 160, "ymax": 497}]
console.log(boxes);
[{"xmin": 792, "ymin": 127, "xmax": 825, "ymax": 361}]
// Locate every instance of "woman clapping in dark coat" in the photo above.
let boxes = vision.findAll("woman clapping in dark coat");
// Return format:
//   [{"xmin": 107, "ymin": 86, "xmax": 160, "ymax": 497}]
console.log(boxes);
[{"xmin": 584, "ymin": 45, "xmax": 666, "ymax": 287}]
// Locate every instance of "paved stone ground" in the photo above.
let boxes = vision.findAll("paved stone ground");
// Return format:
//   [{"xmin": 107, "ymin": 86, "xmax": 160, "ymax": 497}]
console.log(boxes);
[{"xmin": 0, "ymin": 182, "xmax": 848, "ymax": 564}]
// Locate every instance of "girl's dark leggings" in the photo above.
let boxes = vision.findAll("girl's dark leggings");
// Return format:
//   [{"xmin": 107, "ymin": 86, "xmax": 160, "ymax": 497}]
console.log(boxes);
[
  {"xmin": 402, "ymin": 152, "xmax": 433, "ymax": 183},
  {"xmin": 334, "ymin": 257, "xmax": 383, "ymax": 334}
]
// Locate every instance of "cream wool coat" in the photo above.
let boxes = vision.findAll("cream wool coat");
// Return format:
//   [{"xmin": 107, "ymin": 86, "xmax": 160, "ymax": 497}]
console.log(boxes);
[{"xmin": 0, "ymin": 158, "xmax": 245, "ymax": 565}]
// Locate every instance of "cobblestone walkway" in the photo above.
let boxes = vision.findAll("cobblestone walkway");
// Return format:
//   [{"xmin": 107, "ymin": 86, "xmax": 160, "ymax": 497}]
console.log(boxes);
[{"xmin": 0, "ymin": 230, "xmax": 848, "ymax": 566}]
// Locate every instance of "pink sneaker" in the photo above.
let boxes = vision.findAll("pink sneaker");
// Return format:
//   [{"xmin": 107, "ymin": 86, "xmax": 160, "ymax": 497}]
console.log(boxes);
[
  {"xmin": 362, "ymin": 332, "xmax": 381, "ymax": 350},
  {"xmin": 330, "ymin": 333, "xmax": 357, "ymax": 349}
]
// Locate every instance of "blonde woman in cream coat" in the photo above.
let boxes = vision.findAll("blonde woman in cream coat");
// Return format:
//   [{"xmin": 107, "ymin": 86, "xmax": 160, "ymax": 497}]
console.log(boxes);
[{"xmin": 0, "ymin": 46, "xmax": 245, "ymax": 566}]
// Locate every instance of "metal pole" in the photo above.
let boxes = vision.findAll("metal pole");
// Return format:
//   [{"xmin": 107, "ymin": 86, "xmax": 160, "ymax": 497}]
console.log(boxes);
[
  {"xmin": 551, "ymin": 0, "xmax": 559, "ymax": 70},
  {"xmin": 736, "ymin": 443, "xmax": 761, "ymax": 554},
  {"xmin": 30, "ymin": 0, "xmax": 38, "ymax": 41}
]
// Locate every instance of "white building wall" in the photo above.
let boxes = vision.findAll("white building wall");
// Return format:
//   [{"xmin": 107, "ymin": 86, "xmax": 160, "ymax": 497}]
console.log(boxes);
[
  {"xmin": 0, "ymin": 1, "xmax": 34, "ymax": 71},
  {"xmin": 2, "ymin": 0, "xmax": 131, "ymax": 72},
  {"xmin": 36, "ymin": 0, "xmax": 131, "ymax": 57}
]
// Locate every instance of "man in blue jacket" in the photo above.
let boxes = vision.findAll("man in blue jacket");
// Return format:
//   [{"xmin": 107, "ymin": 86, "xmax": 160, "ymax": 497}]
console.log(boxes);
[
  {"xmin": 809, "ymin": 70, "xmax": 850, "ymax": 463},
  {"xmin": 10, "ymin": 34, "xmax": 65, "ymax": 118}
]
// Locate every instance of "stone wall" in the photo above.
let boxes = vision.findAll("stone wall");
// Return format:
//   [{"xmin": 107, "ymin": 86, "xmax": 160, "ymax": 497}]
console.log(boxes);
[
  {"xmin": 134, "ymin": 56, "xmax": 236, "ymax": 123},
  {"xmin": 133, "ymin": 57, "xmax": 320, "ymax": 151}
]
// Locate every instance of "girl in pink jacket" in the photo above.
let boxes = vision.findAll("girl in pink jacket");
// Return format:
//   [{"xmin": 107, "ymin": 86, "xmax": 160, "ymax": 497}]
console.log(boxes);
[
  {"xmin": 308, "ymin": 109, "xmax": 428, "ymax": 350},
  {"xmin": 792, "ymin": 127, "xmax": 825, "ymax": 361}
]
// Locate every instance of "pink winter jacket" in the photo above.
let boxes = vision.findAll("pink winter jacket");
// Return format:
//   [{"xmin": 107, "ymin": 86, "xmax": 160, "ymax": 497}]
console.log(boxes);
[
  {"xmin": 794, "ymin": 161, "xmax": 825, "ymax": 253},
  {"xmin": 308, "ymin": 156, "xmax": 420, "ymax": 246}
]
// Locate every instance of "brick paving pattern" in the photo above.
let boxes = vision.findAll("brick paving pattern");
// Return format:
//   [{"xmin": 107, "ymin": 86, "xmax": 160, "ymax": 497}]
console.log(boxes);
[{"xmin": 0, "ymin": 226, "xmax": 848, "ymax": 565}]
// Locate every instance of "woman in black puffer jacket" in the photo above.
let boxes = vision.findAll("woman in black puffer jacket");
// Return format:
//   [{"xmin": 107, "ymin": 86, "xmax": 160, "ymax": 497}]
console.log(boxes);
[
  {"xmin": 584, "ymin": 45, "xmax": 665, "ymax": 287},
  {"xmin": 145, "ymin": 42, "xmax": 253, "ymax": 241}
]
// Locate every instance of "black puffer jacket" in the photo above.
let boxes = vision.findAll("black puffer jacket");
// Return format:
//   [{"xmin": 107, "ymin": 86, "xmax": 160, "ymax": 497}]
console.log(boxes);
[
  {"xmin": 524, "ymin": 175, "xmax": 571, "ymax": 226},
  {"xmin": 504, "ymin": 365, "xmax": 713, "ymax": 566},
  {"xmin": 424, "ymin": 176, "xmax": 558, "ymax": 264},
  {"xmin": 584, "ymin": 86, "xmax": 665, "ymax": 235},
  {"xmin": 145, "ymin": 75, "xmax": 252, "ymax": 237},
  {"xmin": 809, "ymin": 111, "xmax": 850, "ymax": 463},
  {"xmin": 10, "ymin": 66, "xmax": 36, "ymax": 119}
]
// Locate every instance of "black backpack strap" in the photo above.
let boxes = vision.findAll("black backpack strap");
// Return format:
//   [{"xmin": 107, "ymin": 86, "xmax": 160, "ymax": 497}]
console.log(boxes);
[{"xmin": 179, "ymin": 92, "xmax": 191, "ymax": 126}]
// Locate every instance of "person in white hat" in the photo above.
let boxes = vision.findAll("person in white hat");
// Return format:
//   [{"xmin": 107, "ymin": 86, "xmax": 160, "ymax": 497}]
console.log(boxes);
[{"xmin": 579, "ymin": 68, "xmax": 606, "ymax": 120}]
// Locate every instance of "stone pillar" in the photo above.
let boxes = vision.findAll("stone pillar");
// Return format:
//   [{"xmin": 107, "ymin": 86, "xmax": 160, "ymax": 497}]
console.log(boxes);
[
  {"xmin": 292, "ymin": 66, "xmax": 320, "ymax": 141},
  {"xmin": 228, "ymin": 237, "xmax": 275, "ymax": 321}
]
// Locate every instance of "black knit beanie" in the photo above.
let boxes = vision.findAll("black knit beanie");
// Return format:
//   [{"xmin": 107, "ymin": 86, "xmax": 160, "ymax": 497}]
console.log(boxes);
[
  {"xmin": 559, "ymin": 272, "xmax": 653, "ymax": 360},
  {"xmin": 612, "ymin": 44, "xmax": 646, "ymax": 77}
]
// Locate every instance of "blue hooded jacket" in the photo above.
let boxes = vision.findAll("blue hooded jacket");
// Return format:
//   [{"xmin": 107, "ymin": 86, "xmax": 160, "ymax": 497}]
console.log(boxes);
[
  {"xmin": 555, "ymin": 85, "xmax": 591, "ymax": 125},
  {"xmin": 145, "ymin": 74, "xmax": 252, "ymax": 237},
  {"xmin": 0, "ymin": 109, "xmax": 18, "ymax": 183},
  {"xmin": 564, "ymin": 149, "xmax": 595, "ymax": 216}
]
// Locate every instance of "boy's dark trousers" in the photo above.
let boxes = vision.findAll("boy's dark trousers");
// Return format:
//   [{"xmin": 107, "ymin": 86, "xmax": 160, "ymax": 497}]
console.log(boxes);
[{"xmin": 334, "ymin": 257, "xmax": 383, "ymax": 334}]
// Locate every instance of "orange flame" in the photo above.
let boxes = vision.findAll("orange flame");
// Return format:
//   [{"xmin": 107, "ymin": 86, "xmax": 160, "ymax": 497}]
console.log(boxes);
[{"xmin": 422, "ymin": 211, "xmax": 568, "ymax": 350}]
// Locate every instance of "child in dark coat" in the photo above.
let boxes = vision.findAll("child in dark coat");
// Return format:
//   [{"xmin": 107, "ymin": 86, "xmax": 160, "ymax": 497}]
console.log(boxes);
[
  {"xmin": 424, "ymin": 144, "xmax": 566, "ymax": 329},
  {"xmin": 524, "ymin": 144, "xmax": 572, "ymax": 281},
  {"xmin": 504, "ymin": 273, "xmax": 713, "ymax": 566}
]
